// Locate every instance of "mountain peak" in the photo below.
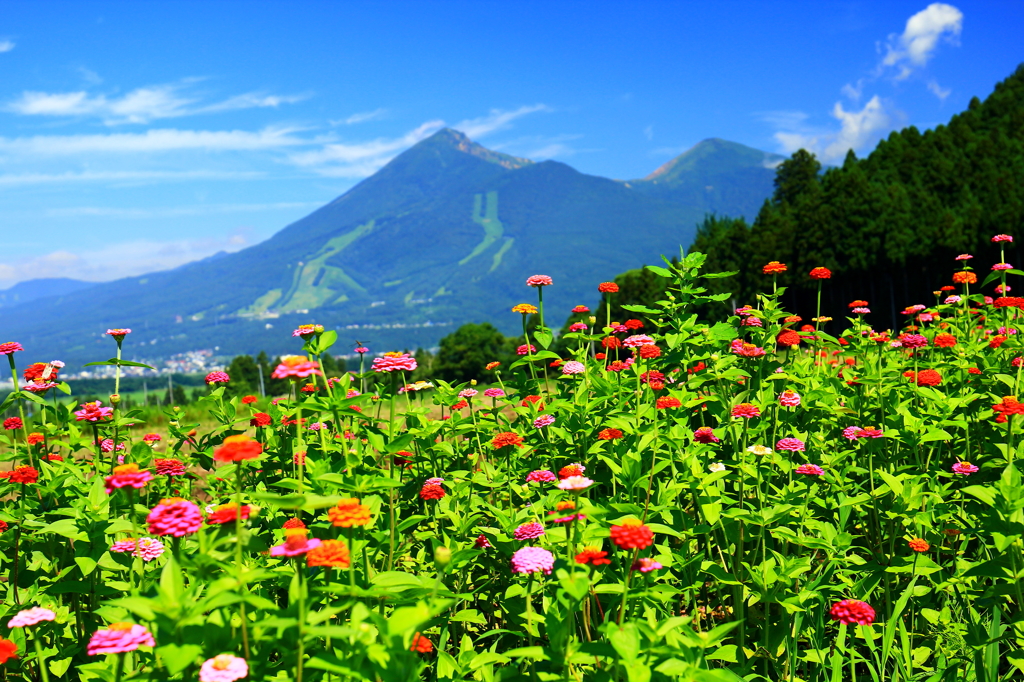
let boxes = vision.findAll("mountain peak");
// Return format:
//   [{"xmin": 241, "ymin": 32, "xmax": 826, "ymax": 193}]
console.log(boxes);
[
  {"xmin": 426, "ymin": 128, "xmax": 534, "ymax": 170},
  {"xmin": 641, "ymin": 138, "xmax": 784, "ymax": 183}
]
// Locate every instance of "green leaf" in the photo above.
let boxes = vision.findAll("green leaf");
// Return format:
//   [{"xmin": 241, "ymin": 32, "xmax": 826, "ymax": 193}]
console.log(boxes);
[
  {"xmin": 709, "ymin": 322, "xmax": 738, "ymax": 341},
  {"xmin": 83, "ymin": 358, "xmax": 156, "ymax": 369},
  {"xmin": 533, "ymin": 330, "xmax": 553, "ymax": 349},
  {"xmin": 621, "ymin": 304, "xmax": 662, "ymax": 315},
  {"xmin": 318, "ymin": 329, "xmax": 338, "ymax": 352},
  {"xmin": 75, "ymin": 556, "xmax": 98, "ymax": 576},
  {"xmin": 157, "ymin": 644, "xmax": 203, "ymax": 676}
]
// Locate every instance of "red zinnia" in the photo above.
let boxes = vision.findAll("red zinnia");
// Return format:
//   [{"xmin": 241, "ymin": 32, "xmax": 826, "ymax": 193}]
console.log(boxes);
[
  {"xmin": 3, "ymin": 417, "xmax": 23, "ymax": 431},
  {"xmin": 207, "ymin": 503, "xmax": 252, "ymax": 525},
  {"xmin": 7, "ymin": 466, "xmax": 39, "ymax": 484},
  {"xmin": 241, "ymin": 395, "xmax": 258, "ymax": 404},
  {"xmin": 410, "ymin": 633, "xmax": 433, "ymax": 653},
  {"xmin": 907, "ymin": 538, "xmax": 929, "ymax": 552},
  {"xmin": 598, "ymin": 282, "xmax": 619, "ymax": 293},
  {"xmin": 638, "ymin": 344, "xmax": 660, "ymax": 359},
  {"xmin": 213, "ymin": 435, "xmax": 262, "ymax": 462},
  {"xmin": 829, "ymin": 599, "xmax": 875, "ymax": 626},
  {"xmin": 809, "ymin": 267, "xmax": 831, "ymax": 279},
  {"xmin": 575, "ymin": 548, "xmax": 612, "ymax": 565},
  {"xmin": 731, "ymin": 403, "xmax": 760, "ymax": 418},
  {"xmin": 655, "ymin": 396, "xmax": 681, "ymax": 409},
  {"xmin": 250, "ymin": 412, "xmax": 272, "ymax": 427},
  {"xmin": 420, "ymin": 483, "xmax": 445, "ymax": 500},
  {"xmin": 762, "ymin": 261, "xmax": 787, "ymax": 275},
  {"xmin": 597, "ymin": 428, "xmax": 624, "ymax": 440},
  {"xmin": 601, "ymin": 336, "xmax": 622, "ymax": 349},
  {"xmin": 776, "ymin": 330, "xmax": 801, "ymax": 347},
  {"xmin": 933, "ymin": 333, "xmax": 957, "ymax": 347},
  {"xmin": 610, "ymin": 519, "xmax": 654, "ymax": 550},
  {"xmin": 520, "ymin": 395, "xmax": 545, "ymax": 409},
  {"xmin": 491, "ymin": 432, "xmax": 524, "ymax": 449},
  {"xmin": 907, "ymin": 369, "xmax": 941, "ymax": 387}
]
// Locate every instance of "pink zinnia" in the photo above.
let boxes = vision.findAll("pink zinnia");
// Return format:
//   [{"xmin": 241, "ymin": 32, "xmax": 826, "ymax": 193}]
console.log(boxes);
[
  {"xmin": 143, "ymin": 433, "xmax": 162, "ymax": 443},
  {"xmin": 992, "ymin": 262, "xmax": 1013, "ymax": 271},
  {"xmin": 852, "ymin": 307, "xmax": 871, "ymax": 314},
  {"xmin": 474, "ymin": 534, "xmax": 492, "ymax": 549},
  {"xmin": 526, "ymin": 470, "xmax": 557, "ymax": 483},
  {"xmin": 952, "ymin": 461, "xmax": 979, "ymax": 475},
  {"xmin": 74, "ymin": 401, "xmax": 114, "ymax": 422},
  {"xmin": 271, "ymin": 355, "xmax": 323, "ymax": 379},
  {"xmin": 147, "ymin": 499, "xmax": 203, "ymax": 537},
  {"xmin": 741, "ymin": 317, "xmax": 763, "ymax": 327},
  {"xmin": 205, "ymin": 371, "xmax": 230, "ymax": 385},
  {"xmin": 829, "ymin": 599, "xmax": 875, "ymax": 626},
  {"xmin": 775, "ymin": 437, "xmax": 805, "ymax": 452},
  {"xmin": 154, "ymin": 459, "xmax": 185, "ymax": 476},
  {"xmin": 106, "ymin": 329, "xmax": 131, "ymax": 337},
  {"xmin": 483, "ymin": 388, "xmax": 505, "ymax": 398},
  {"xmin": 795, "ymin": 464, "xmax": 825, "ymax": 476},
  {"xmin": 955, "ymin": 254, "xmax": 973, "ymax": 260},
  {"xmin": 779, "ymin": 390, "xmax": 801, "ymax": 407},
  {"xmin": 622, "ymin": 335, "xmax": 654, "ymax": 348},
  {"xmin": 842, "ymin": 426, "xmax": 862, "ymax": 441},
  {"xmin": 513, "ymin": 522, "xmax": 545, "ymax": 540},
  {"xmin": 568, "ymin": 323, "xmax": 588, "ymax": 332},
  {"xmin": 517, "ymin": 344, "xmax": 536, "ymax": 355},
  {"xmin": 511, "ymin": 546, "xmax": 554, "ymax": 575},
  {"xmin": 0, "ymin": 341, "xmax": 24, "ymax": 355},
  {"xmin": 526, "ymin": 275, "xmax": 553, "ymax": 287},
  {"xmin": 693, "ymin": 427, "xmax": 720, "ymax": 444},
  {"xmin": 631, "ymin": 558, "xmax": 663, "ymax": 573},
  {"xmin": 199, "ymin": 654, "xmax": 249, "ymax": 682},
  {"xmin": 898, "ymin": 333, "xmax": 928, "ymax": 348},
  {"xmin": 110, "ymin": 539, "xmax": 137, "ymax": 553},
  {"xmin": 557, "ymin": 475, "xmax": 594, "ymax": 491},
  {"xmin": 561, "ymin": 361, "xmax": 585, "ymax": 375},
  {"xmin": 533, "ymin": 414, "xmax": 555, "ymax": 428},
  {"xmin": 105, "ymin": 464, "xmax": 153, "ymax": 494},
  {"xmin": 458, "ymin": 388, "xmax": 478, "ymax": 398},
  {"xmin": 8, "ymin": 607, "xmax": 56, "ymax": 628},
  {"xmin": 371, "ymin": 353, "xmax": 418, "ymax": 372},
  {"xmin": 992, "ymin": 234, "xmax": 1014, "ymax": 243},
  {"xmin": 25, "ymin": 382, "xmax": 58, "ymax": 393},
  {"xmin": 87, "ymin": 623, "xmax": 154, "ymax": 655},
  {"xmin": 134, "ymin": 538, "xmax": 165, "ymax": 562},
  {"xmin": 270, "ymin": 530, "xmax": 322, "ymax": 557}
]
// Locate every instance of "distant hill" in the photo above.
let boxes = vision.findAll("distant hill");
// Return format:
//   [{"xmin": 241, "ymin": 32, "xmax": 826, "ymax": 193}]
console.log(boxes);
[
  {"xmin": 0, "ymin": 278, "xmax": 95, "ymax": 309},
  {"xmin": 0, "ymin": 129, "xmax": 780, "ymax": 366}
]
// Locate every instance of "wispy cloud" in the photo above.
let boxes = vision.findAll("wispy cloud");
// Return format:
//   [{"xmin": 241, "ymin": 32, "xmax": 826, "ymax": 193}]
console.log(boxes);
[
  {"xmin": 288, "ymin": 120, "xmax": 445, "ymax": 177},
  {"xmin": 491, "ymin": 133, "xmax": 585, "ymax": 160},
  {"xmin": 0, "ymin": 170, "xmax": 264, "ymax": 187},
  {"xmin": 0, "ymin": 40, "xmax": 14, "ymax": 53},
  {"xmin": 331, "ymin": 108, "xmax": 387, "ymax": 126},
  {"xmin": 0, "ymin": 126, "xmax": 312, "ymax": 156},
  {"xmin": 453, "ymin": 104, "xmax": 551, "ymax": 139},
  {"xmin": 881, "ymin": 3, "xmax": 963, "ymax": 80},
  {"xmin": 4, "ymin": 81, "xmax": 307, "ymax": 124},
  {"xmin": 927, "ymin": 79, "xmax": 951, "ymax": 101},
  {"xmin": 0, "ymin": 233, "xmax": 255, "ymax": 286},
  {"xmin": 42, "ymin": 202, "xmax": 320, "ymax": 218}
]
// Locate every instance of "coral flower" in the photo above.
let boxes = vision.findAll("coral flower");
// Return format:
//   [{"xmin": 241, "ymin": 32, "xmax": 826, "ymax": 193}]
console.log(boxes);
[
  {"xmin": 0, "ymin": 342, "xmax": 24, "ymax": 355},
  {"xmin": 655, "ymin": 396, "xmax": 681, "ymax": 409},
  {"xmin": 829, "ymin": 600, "xmax": 875, "ymax": 626},
  {"xmin": 809, "ymin": 267, "xmax": 831, "ymax": 279},
  {"xmin": 516, "ymin": 344, "xmax": 537, "ymax": 355},
  {"xmin": 730, "ymin": 339, "xmax": 766, "ymax": 357},
  {"xmin": 214, "ymin": 435, "xmax": 263, "ymax": 462},
  {"xmin": 74, "ymin": 401, "xmax": 114, "ymax": 422},
  {"xmin": 610, "ymin": 519, "xmax": 654, "ymax": 550},
  {"xmin": 420, "ymin": 483, "xmax": 446, "ymax": 500},
  {"xmin": 533, "ymin": 414, "xmax": 556, "ymax": 428},
  {"xmin": 693, "ymin": 427, "xmax": 720, "ymax": 444},
  {"xmin": 511, "ymin": 546, "xmax": 555, "ymax": 575},
  {"xmin": 514, "ymin": 522, "xmax": 545, "ymax": 540},
  {"xmin": 485, "ymin": 361, "xmax": 501, "ymax": 370},
  {"xmin": 282, "ymin": 518, "xmax": 306, "ymax": 529},
  {"xmin": 410, "ymin": 633, "xmax": 433, "ymax": 654},
  {"xmin": 952, "ymin": 461, "xmax": 979, "ymax": 475},
  {"xmin": 105, "ymin": 464, "xmax": 153, "ymax": 494},
  {"xmin": 779, "ymin": 390, "xmax": 801, "ymax": 407},
  {"xmin": 147, "ymin": 498, "xmax": 203, "ymax": 537},
  {"xmin": 576, "ymin": 547, "xmax": 612, "ymax": 566},
  {"xmin": 598, "ymin": 282, "xmax": 619, "ymax": 293},
  {"xmin": 271, "ymin": 355, "xmax": 323, "ymax": 379},
  {"xmin": 143, "ymin": 433, "xmax": 162, "ymax": 444},
  {"xmin": 3, "ymin": 417, "xmax": 22, "ymax": 430},
  {"xmin": 8, "ymin": 607, "xmax": 56, "ymax": 628},
  {"xmin": 638, "ymin": 344, "xmax": 661, "ymax": 359},
  {"xmin": 952, "ymin": 271, "xmax": 977, "ymax": 284},
  {"xmin": 491, "ymin": 432, "xmax": 524, "ymax": 449},
  {"xmin": 0, "ymin": 638, "xmax": 16, "ymax": 664},
  {"xmin": 795, "ymin": 464, "xmax": 825, "ymax": 476},
  {"xmin": 512, "ymin": 303, "xmax": 538, "ymax": 314},
  {"xmin": 7, "ymin": 466, "xmax": 39, "ymax": 484},
  {"xmin": 26, "ymin": 432, "xmax": 44, "ymax": 445},
  {"xmin": 775, "ymin": 437, "xmax": 805, "ymax": 452},
  {"xmin": 526, "ymin": 275, "xmax": 553, "ymax": 287},
  {"xmin": 992, "ymin": 234, "xmax": 1014, "ymax": 242},
  {"xmin": 154, "ymin": 459, "xmax": 185, "ymax": 476},
  {"xmin": 558, "ymin": 476, "xmax": 595, "ymax": 491},
  {"xmin": 731, "ymin": 403, "xmax": 760, "ymax": 418},
  {"xmin": 199, "ymin": 654, "xmax": 249, "ymax": 682},
  {"xmin": 906, "ymin": 369, "xmax": 941, "ymax": 386},
  {"xmin": 762, "ymin": 261, "xmax": 787, "ymax": 275},
  {"xmin": 328, "ymin": 498, "xmax": 372, "ymax": 527},
  {"xmin": 106, "ymin": 329, "xmax": 132, "ymax": 338},
  {"xmin": 908, "ymin": 538, "xmax": 929, "ymax": 552},
  {"xmin": 776, "ymin": 330, "xmax": 801, "ymax": 347},
  {"xmin": 206, "ymin": 503, "xmax": 252, "ymax": 525},
  {"xmin": 250, "ymin": 412, "xmax": 272, "ymax": 427},
  {"xmin": 241, "ymin": 395, "xmax": 258, "ymax": 405},
  {"xmin": 306, "ymin": 539, "xmax": 351, "ymax": 568},
  {"xmin": 558, "ymin": 463, "xmax": 585, "ymax": 479},
  {"xmin": 87, "ymin": 623, "xmax": 154, "ymax": 656},
  {"xmin": 598, "ymin": 427, "xmax": 624, "ymax": 441},
  {"xmin": 526, "ymin": 470, "xmax": 557, "ymax": 483},
  {"xmin": 933, "ymin": 333, "xmax": 957, "ymax": 347},
  {"xmin": 270, "ymin": 529, "xmax": 321, "ymax": 557},
  {"xmin": 632, "ymin": 558, "xmax": 663, "ymax": 573},
  {"xmin": 572, "ymin": 305, "xmax": 590, "ymax": 314}
]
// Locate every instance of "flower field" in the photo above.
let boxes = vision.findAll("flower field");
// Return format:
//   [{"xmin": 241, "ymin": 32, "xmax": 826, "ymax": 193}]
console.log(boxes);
[{"xmin": 2, "ymin": 245, "xmax": 1024, "ymax": 682}]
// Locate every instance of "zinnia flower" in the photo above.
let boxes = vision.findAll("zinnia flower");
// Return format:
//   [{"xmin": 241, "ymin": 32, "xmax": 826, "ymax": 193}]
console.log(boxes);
[
  {"xmin": 526, "ymin": 275, "xmax": 552, "ymax": 287},
  {"xmin": 105, "ymin": 329, "xmax": 132, "ymax": 338},
  {"xmin": 0, "ymin": 639, "xmax": 16, "ymax": 663},
  {"xmin": 7, "ymin": 466, "xmax": 39, "ymax": 484},
  {"xmin": 779, "ymin": 390, "xmax": 801, "ymax": 407},
  {"xmin": 214, "ymin": 435, "xmax": 262, "ymax": 462},
  {"xmin": 306, "ymin": 539, "xmax": 351, "ymax": 568},
  {"xmin": 147, "ymin": 498, "xmax": 203, "ymax": 537},
  {"xmin": 952, "ymin": 271, "xmax": 977, "ymax": 284},
  {"xmin": 575, "ymin": 547, "xmax": 611, "ymax": 565},
  {"xmin": 731, "ymin": 403, "xmax": 760, "ymax": 418},
  {"xmin": 598, "ymin": 282, "xmax": 619, "ymax": 293},
  {"xmin": 907, "ymin": 538, "xmax": 929, "ymax": 552},
  {"xmin": 205, "ymin": 371, "xmax": 230, "ymax": 385},
  {"xmin": 512, "ymin": 303, "xmax": 538, "ymax": 314},
  {"xmin": 992, "ymin": 262, "xmax": 1013, "ymax": 271},
  {"xmin": 775, "ymin": 437, "xmax": 805, "ymax": 452},
  {"xmin": 632, "ymin": 557, "xmax": 663, "ymax": 573},
  {"xmin": 598, "ymin": 428, "xmax": 624, "ymax": 441},
  {"xmin": 557, "ymin": 476, "xmax": 594, "ymax": 491},
  {"xmin": 7, "ymin": 607, "xmax": 56, "ymax": 628},
  {"xmin": 74, "ymin": 401, "xmax": 113, "ymax": 422},
  {"xmin": 292, "ymin": 324, "xmax": 321, "ymax": 337},
  {"xmin": 561, "ymin": 361, "xmax": 585, "ymax": 375},
  {"xmin": 655, "ymin": 396, "xmax": 681, "ymax": 409},
  {"xmin": 87, "ymin": 623, "xmax": 154, "ymax": 655},
  {"xmin": 513, "ymin": 522, "xmax": 545, "ymax": 540},
  {"xmin": 105, "ymin": 464, "xmax": 153, "ymax": 494},
  {"xmin": 491, "ymin": 432, "xmax": 524, "ymax": 449},
  {"xmin": 693, "ymin": 427, "xmax": 720, "ymax": 444},
  {"xmin": 410, "ymin": 633, "xmax": 433, "ymax": 654},
  {"xmin": 992, "ymin": 234, "xmax": 1014, "ymax": 242},
  {"xmin": 143, "ymin": 433, "xmax": 162, "ymax": 444},
  {"xmin": 328, "ymin": 498, "xmax": 372, "ymax": 527},
  {"xmin": 829, "ymin": 600, "xmax": 875, "ymax": 626},
  {"xmin": 568, "ymin": 322, "xmax": 588, "ymax": 332},
  {"xmin": 952, "ymin": 461, "xmax": 979, "ymax": 475},
  {"xmin": 809, "ymin": 267, "xmax": 831, "ymax": 279},
  {"xmin": 0, "ymin": 342, "xmax": 24, "ymax": 355},
  {"xmin": 525, "ymin": 470, "xmax": 556, "ymax": 483},
  {"xmin": 420, "ymin": 483, "xmax": 445, "ymax": 500},
  {"xmin": 558, "ymin": 463, "xmax": 585, "ymax": 479},
  {"xmin": 199, "ymin": 654, "xmax": 249, "ymax": 682},
  {"xmin": 270, "ymin": 529, "xmax": 321, "ymax": 557},
  {"xmin": 533, "ymin": 414, "xmax": 555, "ymax": 428},
  {"xmin": 271, "ymin": 355, "xmax": 323, "ymax": 379},
  {"xmin": 777, "ymin": 330, "xmax": 801, "ymax": 347},
  {"xmin": 206, "ymin": 503, "xmax": 252, "ymax": 525},
  {"xmin": 610, "ymin": 519, "xmax": 654, "ymax": 550},
  {"xmin": 762, "ymin": 261, "xmax": 787, "ymax": 275},
  {"xmin": 250, "ymin": 412, "xmax": 272, "ymax": 427},
  {"xmin": 134, "ymin": 538, "xmax": 165, "ymax": 562},
  {"xmin": 517, "ymin": 344, "xmax": 536, "ymax": 355},
  {"xmin": 511, "ymin": 546, "xmax": 555, "ymax": 575},
  {"xmin": 795, "ymin": 464, "xmax": 825, "ymax": 476},
  {"xmin": 3, "ymin": 417, "xmax": 22, "ymax": 430},
  {"xmin": 474, "ymin": 534, "xmax": 492, "ymax": 549}
]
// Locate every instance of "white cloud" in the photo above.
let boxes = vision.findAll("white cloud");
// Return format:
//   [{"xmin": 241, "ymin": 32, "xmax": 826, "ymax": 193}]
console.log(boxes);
[
  {"xmin": 0, "ymin": 169, "xmax": 265, "ymax": 187},
  {"xmin": 881, "ymin": 3, "xmax": 963, "ymax": 80},
  {"xmin": 453, "ymin": 104, "xmax": 551, "ymax": 139},
  {"xmin": 4, "ymin": 81, "xmax": 306, "ymax": 124},
  {"xmin": 841, "ymin": 79, "xmax": 864, "ymax": 102},
  {"xmin": 927, "ymin": 79, "xmax": 951, "ymax": 101},
  {"xmin": 491, "ymin": 133, "xmax": 584, "ymax": 160},
  {"xmin": 43, "ymin": 202, "xmax": 319, "ymax": 218},
  {"xmin": 0, "ymin": 126, "xmax": 311, "ymax": 156},
  {"xmin": 0, "ymin": 40, "xmax": 14, "ymax": 53},
  {"xmin": 773, "ymin": 96, "xmax": 892, "ymax": 164},
  {"xmin": 0, "ymin": 233, "xmax": 254, "ymax": 287},
  {"xmin": 288, "ymin": 120, "xmax": 445, "ymax": 177},
  {"xmin": 331, "ymin": 108, "xmax": 387, "ymax": 126}
]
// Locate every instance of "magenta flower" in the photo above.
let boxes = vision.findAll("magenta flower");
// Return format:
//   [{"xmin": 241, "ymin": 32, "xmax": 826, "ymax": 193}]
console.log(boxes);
[
  {"xmin": 561, "ymin": 361, "xmax": 585, "ymax": 375},
  {"xmin": 474, "ymin": 534, "xmax": 492, "ymax": 549},
  {"xmin": 955, "ymin": 253, "xmax": 973, "ymax": 260},
  {"xmin": 829, "ymin": 600, "xmax": 875, "ymax": 625},
  {"xmin": 778, "ymin": 390, "xmax": 801, "ymax": 407},
  {"xmin": 199, "ymin": 654, "xmax": 249, "ymax": 682},
  {"xmin": 568, "ymin": 323, "xmax": 588, "ymax": 332},
  {"xmin": 623, "ymin": 335, "xmax": 654, "ymax": 348},
  {"xmin": 952, "ymin": 461, "xmax": 979, "ymax": 475},
  {"xmin": 147, "ymin": 499, "xmax": 203, "ymax": 537},
  {"xmin": 526, "ymin": 275, "xmax": 553, "ymax": 287},
  {"xmin": 483, "ymin": 388, "xmax": 505, "ymax": 398},
  {"xmin": 354, "ymin": 346, "xmax": 368, "ymax": 353},
  {"xmin": 526, "ymin": 470, "xmax": 557, "ymax": 483},
  {"xmin": 992, "ymin": 234, "xmax": 1014, "ymax": 243},
  {"xmin": 270, "ymin": 532, "xmax": 321, "ymax": 557},
  {"xmin": 87, "ymin": 623, "xmax": 155, "ymax": 655},
  {"xmin": 271, "ymin": 355, "xmax": 323, "ymax": 379},
  {"xmin": 775, "ymin": 437, "xmax": 805, "ymax": 452},
  {"xmin": 0, "ymin": 341, "xmax": 24, "ymax": 355},
  {"xmin": 8, "ymin": 607, "xmax": 56, "ymax": 628},
  {"xmin": 74, "ymin": 401, "xmax": 114, "ymax": 422},
  {"xmin": 795, "ymin": 464, "xmax": 825, "ymax": 476},
  {"xmin": 993, "ymin": 262, "xmax": 1013, "ymax": 271},
  {"xmin": 511, "ymin": 546, "xmax": 555, "ymax": 575},
  {"xmin": 533, "ymin": 414, "xmax": 555, "ymax": 428},
  {"xmin": 110, "ymin": 539, "xmax": 137, "ymax": 553},
  {"xmin": 631, "ymin": 558, "xmax": 663, "ymax": 573},
  {"xmin": 105, "ymin": 329, "xmax": 131, "ymax": 338},
  {"xmin": 371, "ymin": 353, "xmax": 418, "ymax": 373},
  {"xmin": 205, "ymin": 371, "xmax": 230, "ymax": 385},
  {"xmin": 517, "ymin": 344, "xmax": 536, "ymax": 355},
  {"xmin": 513, "ymin": 522, "xmax": 545, "ymax": 540},
  {"xmin": 134, "ymin": 538, "xmax": 165, "ymax": 562},
  {"xmin": 842, "ymin": 426, "xmax": 862, "ymax": 440},
  {"xmin": 693, "ymin": 427, "xmax": 720, "ymax": 444}
]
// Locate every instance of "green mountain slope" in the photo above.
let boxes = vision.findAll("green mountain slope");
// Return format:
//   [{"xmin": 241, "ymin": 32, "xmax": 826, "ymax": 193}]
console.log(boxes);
[{"xmin": 0, "ymin": 129, "xmax": 777, "ymax": 366}]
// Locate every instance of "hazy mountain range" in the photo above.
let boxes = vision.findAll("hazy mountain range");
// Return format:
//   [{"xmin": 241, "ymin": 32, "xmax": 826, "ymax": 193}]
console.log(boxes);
[{"xmin": 0, "ymin": 129, "xmax": 784, "ymax": 366}]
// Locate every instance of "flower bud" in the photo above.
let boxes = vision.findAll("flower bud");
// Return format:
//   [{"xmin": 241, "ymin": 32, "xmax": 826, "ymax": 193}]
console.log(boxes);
[
  {"xmin": 109, "ymin": 393, "xmax": 121, "ymax": 405},
  {"xmin": 434, "ymin": 546, "xmax": 452, "ymax": 567},
  {"xmin": 589, "ymin": 316, "xmax": 597, "ymax": 325},
  {"xmin": 470, "ymin": 379, "xmax": 478, "ymax": 386}
]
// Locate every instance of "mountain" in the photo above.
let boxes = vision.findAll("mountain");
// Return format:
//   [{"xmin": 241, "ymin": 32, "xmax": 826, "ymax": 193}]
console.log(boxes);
[
  {"xmin": 628, "ymin": 138, "xmax": 785, "ymax": 221},
  {"xmin": 0, "ymin": 129, "xmax": 779, "ymax": 367},
  {"xmin": 0, "ymin": 278, "xmax": 95, "ymax": 309}
]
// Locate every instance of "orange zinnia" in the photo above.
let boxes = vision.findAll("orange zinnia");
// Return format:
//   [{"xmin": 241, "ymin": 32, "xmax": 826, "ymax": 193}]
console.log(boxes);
[
  {"xmin": 952, "ymin": 271, "xmax": 977, "ymax": 284},
  {"xmin": 307, "ymin": 539, "xmax": 351, "ymax": 568},
  {"xmin": 762, "ymin": 261, "xmax": 787, "ymax": 275},
  {"xmin": 327, "ymin": 498, "xmax": 372, "ymax": 527},
  {"xmin": 213, "ymin": 435, "xmax": 262, "ymax": 462}
]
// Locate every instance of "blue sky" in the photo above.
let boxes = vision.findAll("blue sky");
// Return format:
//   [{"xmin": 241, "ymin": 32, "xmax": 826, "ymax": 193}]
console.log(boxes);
[{"xmin": 0, "ymin": 1, "xmax": 1020, "ymax": 287}]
